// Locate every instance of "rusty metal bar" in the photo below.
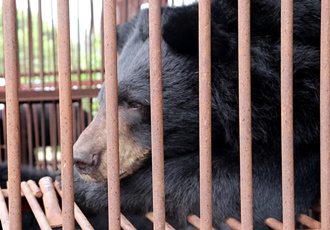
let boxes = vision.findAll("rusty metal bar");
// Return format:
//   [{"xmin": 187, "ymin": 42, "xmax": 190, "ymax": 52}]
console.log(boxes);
[
  {"xmin": 41, "ymin": 103, "xmax": 47, "ymax": 168},
  {"xmin": 49, "ymin": 102, "xmax": 58, "ymax": 171},
  {"xmin": 57, "ymin": 0, "xmax": 75, "ymax": 228},
  {"xmin": 51, "ymin": 0, "xmax": 58, "ymax": 89},
  {"xmin": 320, "ymin": 0, "xmax": 330, "ymax": 228},
  {"xmin": 0, "ymin": 109, "xmax": 2, "ymax": 160},
  {"xmin": 104, "ymin": 0, "xmax": 121, "ymax": 229},
  {"xmin": 238, "ymin": 0, "xmax": 253, "ymax": 229},
  {"xmin": 38, "ymin": 0, "xmax": 44, "ymax": 89},
  {"xmin": 46, "ymin": 14, "xmax": 53, "ymax": 89},
  {"xmin": 88, "ymin": 98, "xmax": 93, "ymax": 124},
  {"xmin": 54, "ymin": 181, "xmax": 94, "ymax": 230},
  {"xmin": 20, "ymin": 105, "xmax": 27, "ymax": 163},
  {"xmin": 27, "ymin": 0, "xmax": 33, "ymax": 90},
  {"xmin": 88, "ymin": 1, "xmax": 94, "ymax": 88},
  {"xmin": 32, "ymin": 104, "xmax": 41, "ymax": 167},
  {"xmin": 56, "ymin": 103, "xmax": 61, "ymax": 159},
  {"xmin": 149, "ymin": 0, "xmax": 165, "ymax": 229},
  {"xmin": 280, "ymin": 0, "xmax": 295, "ymax": 229},
  {"xmin": 78, "ymin": 100, "xmax": 85, "ymax": 134},
  {"xmin": 198, "ymin": 0, "xmax": 213, "ymax": 229},
  {"xmin": 2, "ymin": 108, "xmax": 7, "ymax": 162},
  {"xmin": 101, "ymin": 8, "xmax": 105, "ymax": 82},
  {"xmin": 25, "ymin": 103, "xmax": 34, "ymax": 167},
  {"xmin": 72, "ymin": 105, "xmax": 78, "ymax": 142},
  {"xmin": 3, "ymin": 0, "xmax": 22, "ymax": 229},
  {"xmin": 77, "ymin": 0, "xmax": 82, "ymax": 88},
  {"xmin": 21, "ymin": 9, "xmax": 27, "ymax": 90},
  {"xmin": 0, "ymin": 89, "xmax": 99, "ymax": 103}
]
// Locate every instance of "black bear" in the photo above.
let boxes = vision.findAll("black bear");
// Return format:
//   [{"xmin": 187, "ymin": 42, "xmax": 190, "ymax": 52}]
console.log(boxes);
[
  {"xmin": 72, "ymin": 0, "xmax": 321, "ymax": 229},
  {"xmin": 1, "ymin": 0, "xmax": 322, "ymax": 229}
]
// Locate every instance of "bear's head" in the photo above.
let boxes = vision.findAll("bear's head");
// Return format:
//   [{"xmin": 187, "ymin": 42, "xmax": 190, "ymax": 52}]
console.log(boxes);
[{"xmin": 73, "ymin": 5, "xmax": 234, "ymax": 182}]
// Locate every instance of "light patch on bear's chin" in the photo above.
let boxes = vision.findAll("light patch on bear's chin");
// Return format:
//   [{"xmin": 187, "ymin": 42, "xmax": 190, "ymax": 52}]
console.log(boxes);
[{"xmin": 117, "ymin": 115, "xmax": 151, "ymax": 178}]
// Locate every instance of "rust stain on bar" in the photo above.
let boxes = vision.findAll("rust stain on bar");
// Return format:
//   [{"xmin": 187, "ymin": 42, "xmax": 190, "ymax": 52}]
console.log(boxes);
[
  {"xmin": 280, "ymin": 0, "xmax": 295, "ymax": 229},
  {"xmin": 103, "ymin": 0, "xmax": 121, "ymax": 229},
  {"xmin": 57, "ymin": 0, "xmax": 75, "ymax": 228},
  {"xmin": 238, "ymin": 0, "xmax": 253, "ymax": 229},
  {"xmin": 3, "ymin": 0, "xmax": 22, "ymax": 229},
  {"xmin": 149, "ymin": 0, "xmax": 165, "ymax": 229},
  {"xmin": 320, "ymin": 0, "xmax": 330, "ymax": 228},
  {"xmin": 198, "ymin": 0, "xmax": 213, "ymax": 229}
]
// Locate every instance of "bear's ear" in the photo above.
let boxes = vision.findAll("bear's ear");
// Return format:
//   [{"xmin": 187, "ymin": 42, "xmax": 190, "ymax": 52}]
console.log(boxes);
[
  {"xmin": 117, "ymin": 16, "xmax": 138, "ymax": 53},
  {"xmin": 162, "ymin": 5, "xmax": 235, "ymax": 59},
  {"xmin": 162, "ymin": 6, "xmax": 199, "ymax": 55}
]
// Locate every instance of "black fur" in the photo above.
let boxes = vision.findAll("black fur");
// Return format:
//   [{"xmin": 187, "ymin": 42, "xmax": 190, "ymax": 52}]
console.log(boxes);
[
  {"xmin": 1, "ymin": 1, "xmax": 321, "ymax": 229},
  {"xmin": 76, "ymin": 1, "xmax": 321, "ymax": 229}
]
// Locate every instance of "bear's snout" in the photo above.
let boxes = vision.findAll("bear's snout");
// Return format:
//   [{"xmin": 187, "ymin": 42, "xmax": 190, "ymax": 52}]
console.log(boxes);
[
  {"xmin": 72, "ymin": 111, "xmax": 107, "ymax": 178},
  {"xmin": 74, "ymin": 153, "xmax": 99, "ymax": 175}
]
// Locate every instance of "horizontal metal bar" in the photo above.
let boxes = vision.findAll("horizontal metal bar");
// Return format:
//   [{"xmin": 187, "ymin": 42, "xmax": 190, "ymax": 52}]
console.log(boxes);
[{"xmin": 0, "ymin": 89, "xmax": 99, "ymax": 103}]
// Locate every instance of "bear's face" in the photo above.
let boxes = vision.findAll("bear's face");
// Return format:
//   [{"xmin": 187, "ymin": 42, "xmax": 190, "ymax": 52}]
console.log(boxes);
[{"xmin": 73, "ymin": 8, "xmax": 202, "ymax": 182}]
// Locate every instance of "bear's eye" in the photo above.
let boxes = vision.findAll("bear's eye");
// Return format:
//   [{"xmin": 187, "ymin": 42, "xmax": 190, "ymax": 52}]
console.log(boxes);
[{"xmin": 128, "ymin": 101, "xmax": 142, "ymax": 110}]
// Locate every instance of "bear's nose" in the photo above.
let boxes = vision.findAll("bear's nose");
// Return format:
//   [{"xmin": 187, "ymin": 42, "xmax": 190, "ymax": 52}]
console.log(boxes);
[{"xmin": 73, "ymin": 152, "xmax": 99, "ymax": 175}]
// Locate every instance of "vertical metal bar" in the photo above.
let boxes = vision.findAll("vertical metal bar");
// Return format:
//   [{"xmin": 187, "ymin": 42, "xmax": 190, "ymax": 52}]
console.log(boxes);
[
  {"xmin": 32, "ymin": 104, "xmax": 41, "ymax": 166},
  {"xmin": 280, "ymin": 0, "xmax": 295, "ymax": 229},
  {"xmin": 41, "ymin": 103, "xmax": 47, "ymax": 168},
  {"xmin": 49, "ymin": 102, "xmax": 58, "ymax": 171},
  {"xmin": 320, "ymin": 0, "xmax": 330, "ymax": 228},
  {"xmin": 77, "ymin": 0, "xmax": 81, "ymax": 88},
  {"xmin": 2, "ymin": 108, "xmax": 7, "ymax": 161},
  {"xmin": 198, "ymin": 0, "xmax": 212, "ymax": 229},
  {"xmin": 3, "ymin": 0, "xmax": 22, "ymax": 229},
  {"xmin": 57, "ymin": 0, "xmax": 75, "ymax": 228},
  {"xmin": 101, "ymin": 7, "xmax": 105, "ymax": 82},
  {"xmin": 51, "ymin": 0, "xmax": 58, "ymax": 89},
  {"xmin": 72, "ymin": 104, "xmax": 77, "ymax": 142},
  {"xmin": 125, "ymin": 0, "xmax": 128, "ymax": 22},
  {"xmin": 38, "ymin": 0, "xmax": 44, "ymax": 89},
  {"xmin": 88, "ymin": 98, "xmax": 93, "ymax": 124},
  {"xmin": 20, "ymin": 105, "xmax": 27, "ymax": 161},
  {"xmin": 78, "ymin": 100, "xmax": 85, "ymax": 133},
  {"xmin": 26, "ymin": 103, "xmax": 34, "ymax": 167},
  {"xmin": 103, "ymin": 0, "xmax": 121, "ymax": 229},
  {"xmin": 21, "ymin": 10, "xmax": 27, "ymax": 90},
  {"xmin": 56, "ymin": 103, "xmax": 61, "ymax": 168},
  {"xmin": 149, "ymin": 0, "xmax": 165, "ymax": 229},
  {"xmin": 238, "ymin": 0, "xmax": 253, "ymax": 229},
  {"xmin": 27, "ymin": 0, "xmax": 33, "ymax": 89},
  {"xmin": 89, "ymin": 0, "xmax": 94, "ymax": 87},
  {"xmin": 0, "ymin": 107, "xmax": 2, "ymax": 160}
]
